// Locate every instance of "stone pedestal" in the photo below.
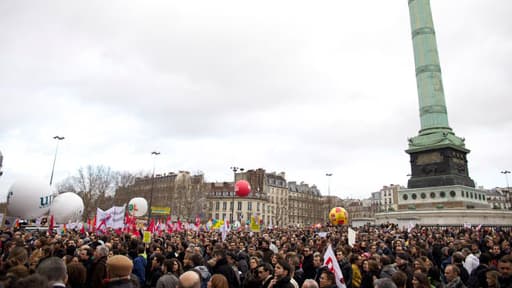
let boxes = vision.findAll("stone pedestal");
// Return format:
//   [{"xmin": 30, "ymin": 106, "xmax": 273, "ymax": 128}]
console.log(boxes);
[{"xmin": 407, "ymin": 147, "xmax": 475, "ymax": 188}]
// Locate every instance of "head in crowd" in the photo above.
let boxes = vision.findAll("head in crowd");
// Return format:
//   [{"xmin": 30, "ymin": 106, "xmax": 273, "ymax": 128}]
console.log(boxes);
[
  {"xmin": 486, "ymin": 270, "xmax": 500, "ymax": 288},
  {"xmin": 444, "ymin": 264, "xmax": 460, "ymax": 283},
  {"xmin": 391, "ymin": 271, "xmax": 407, "ymax": 288},
  {"xmin": 412, "ymin": 271, "xmax": 430, "ymax": 288},
  {"xmin": 95, "ymin": 245, "xmax": 109, "ymax": 259},
  {"xmin": 302, "ymin": 279, "xmax": 320, "ymax": 288},
  {"xmin": 257, "ymin": 263, "xmax": 274, "ymax": 281},
  {"xmin": 274, "ymin": 258, "xmax": 293, "ymax": 280},
  {"xmin": 67, "ymin": 262, "xmax": 87, "ymax": 287},
  {"xmin": 498, "ymin": 254, "xmax": 512, "ymax": 279},
  {"xmin": 179, "ymin": 271, "xmax": 201, "ymax": 288},
  {"xmin": 107, "ymin": 255, "xmax": 133, "ymax": 279},
  {"xmin": 36, "ymin": 256, "xmax": 68, "ymax": 284},
  {"xmin": 7, "ymin": 246, "xmax": 28, "ymax": 267},
  {"xmin": 313, "ymin": 252, "xmax": 324, "ymax": 268},
  {"xmin": 319, "ymin": 270, "xmax": 335, "ymax": 288},
  {"xmin": 249, "ymin": 256, "xmax": 262, "ymax": 270},
  {"xmin": 374, "ymin": 278, "xmax": 398, "ymax": 288},
  {"xmin": 208, "ymin": 274, "xmax": 229, "ymax": 288}
]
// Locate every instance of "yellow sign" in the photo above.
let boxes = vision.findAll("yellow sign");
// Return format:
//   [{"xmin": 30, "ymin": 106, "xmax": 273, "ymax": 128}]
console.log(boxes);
[
  {"xmin": 151, "ymin": 206, "xmax": 171, "ymax": 215},
  {"xmin": 250, "ymin": 215, "xmax": 260, "ymax": 232},
  {"xmin": 143, "ymin": 231, "xmax": 151, "ymax": 243}
]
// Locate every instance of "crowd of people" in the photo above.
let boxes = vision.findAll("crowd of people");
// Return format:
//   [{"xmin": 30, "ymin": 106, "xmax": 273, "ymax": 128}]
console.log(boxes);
[{"xmin": 0, "ymin": 223, "xmax": 511, "ymax": 288}]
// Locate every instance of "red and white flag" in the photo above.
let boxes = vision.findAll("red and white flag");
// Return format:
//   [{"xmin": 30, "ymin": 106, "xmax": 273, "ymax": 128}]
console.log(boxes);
[{"xmin": 323, "ymin": 244, "xmax": 346, "ymax": 288}]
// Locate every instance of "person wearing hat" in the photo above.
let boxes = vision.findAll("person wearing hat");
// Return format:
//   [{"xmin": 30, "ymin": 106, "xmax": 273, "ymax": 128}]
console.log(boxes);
[{"xmin": 105, "ymin": 255, "xmax": 137, "ymax": 288}]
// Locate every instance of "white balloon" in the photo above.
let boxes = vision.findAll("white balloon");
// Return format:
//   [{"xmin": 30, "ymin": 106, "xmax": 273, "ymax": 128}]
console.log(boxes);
[
  {"xmin": 128, "ymin": 197, "xmax": 148, "ymax": 217},
  {"xmin": 50, "ymin": 192, "xmax": 84, "ymax": 224},
  {"xmin": 7, "ymin": 178, "xmax": 53, "ymax": 219}
]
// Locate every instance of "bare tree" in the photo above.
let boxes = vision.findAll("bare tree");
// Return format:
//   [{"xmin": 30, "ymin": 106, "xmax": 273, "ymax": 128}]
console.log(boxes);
[
  {"xmin": 58, "ymin": 165, "xmax": 116, "ymax": 219},
  {"xmin": 58, "ymin": 166, "xmax": 145, "ymax": 219}
]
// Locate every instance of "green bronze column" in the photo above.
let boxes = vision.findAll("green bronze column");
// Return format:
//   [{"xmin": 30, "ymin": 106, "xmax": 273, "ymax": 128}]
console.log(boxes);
[
  {"xmin": 406, "ymin": 0, "xmax": 474, "ymax": 188},
  {"xmin": 409, "ymin": 0, "xmax": 449, "ymax": 131}
]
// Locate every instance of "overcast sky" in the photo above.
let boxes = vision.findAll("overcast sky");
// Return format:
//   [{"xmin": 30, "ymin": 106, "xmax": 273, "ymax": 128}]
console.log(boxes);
[{"xmin": 1, "ymin": 1, "xmax": 511, "ymax": 201}]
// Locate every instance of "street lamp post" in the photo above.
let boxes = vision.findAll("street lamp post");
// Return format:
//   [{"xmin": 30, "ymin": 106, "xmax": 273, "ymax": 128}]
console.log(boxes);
[
  {"xmin": 147, "ymin": 151, "xmax": 160, "ymax": 225},
  {"xmin": 326, "ymin": 173, "xmax": 333, "ymax": 208},
  {"xmin": 230, "ymin": 166, "xmax": 244, "ymax": 224},
  {"xmin": 501, "ymin": 170, "xmax": 511, "ymax": 208},
  {"xmin": 49, "ymin": 136, "xmax": 65, "ymax": 186}
]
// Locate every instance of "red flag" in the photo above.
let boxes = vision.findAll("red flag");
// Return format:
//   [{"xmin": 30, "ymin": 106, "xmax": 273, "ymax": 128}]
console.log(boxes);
[
  {"xmin": 80, "ymin": 222, "xmax": 85, "ymax": 234},
  {"xmin": 166, "ymin": 216, "xmax": 173, "ymax": 234},
  {"xmin": 195, "ymin": 215, "xmax": 201, "ymax": 228},
  {"xmin": 177, "ymin": 218, "xmax": 183, "ymax": 232},
  {"xmin": 148, "ymin": 218, "xmax": 155, "ymax": 233},
  {"xmin": 49, "ymin": 215, "xmax": 55, "ymax": 235}
]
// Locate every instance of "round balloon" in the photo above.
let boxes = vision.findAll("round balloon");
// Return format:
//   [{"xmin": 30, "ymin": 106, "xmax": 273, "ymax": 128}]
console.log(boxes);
[
  {"xmin": 329, "ymin": 207, "xmax": 348, "ymax": 225},
  {"xmin": 7, "ymin": 178, "xmax": 53, "ymax": 219},
  {"xmin": 50, "ymin": 192, "xmax": 84, "ymax": 223},
  {"xmin": 235, "ymin": 180, "xmax": 251, "ymax": 197},
  {"xmin": 128, "ymin": 197, "xmax": 148, "ymax": 217}
]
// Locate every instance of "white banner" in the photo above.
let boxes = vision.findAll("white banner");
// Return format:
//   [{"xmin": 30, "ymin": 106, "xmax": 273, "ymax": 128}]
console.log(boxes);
[
  {"xmin": 96, "ymin": 206, "xmax": 126, "ymax": 229},
  {"xmin": 323, "ymin": 244, "xmax": 346, "ymax": 288},
  {"xmin": 348, "ymin": 227, "xmax": 356, "ymax": 247}
]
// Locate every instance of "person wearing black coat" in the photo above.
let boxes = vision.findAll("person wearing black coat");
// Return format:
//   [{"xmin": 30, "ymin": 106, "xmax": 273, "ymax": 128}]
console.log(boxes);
[
  {"xmin": 268, "ymin": 259, "xmax": 294, "ymax": 288},
  {"xmin": 208, "ymin": 249, "xmax": 241, "ymax": 288}
]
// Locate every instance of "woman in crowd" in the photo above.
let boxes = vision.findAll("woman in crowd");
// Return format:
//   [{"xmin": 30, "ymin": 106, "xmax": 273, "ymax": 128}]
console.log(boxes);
[
  {"xmin": 412, "ymin": 271, "xmax": 431, "ymax": 288},
  {"xmin": 319, "ymin": 270, "xmax": 337, "ymax": 288},
  {"xmin": 209, "ymin": 274, "xmax": 229, "ymax": 288}
]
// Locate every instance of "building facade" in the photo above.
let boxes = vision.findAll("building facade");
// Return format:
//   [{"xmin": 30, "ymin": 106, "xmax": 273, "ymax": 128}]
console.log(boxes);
[
  {"xmin": 114, "ymin": 171, "xmax": 207, "ymax": 220},
  {"xmin": 115, "ymin": 167, "xmax": 349, "ymax": 227}
]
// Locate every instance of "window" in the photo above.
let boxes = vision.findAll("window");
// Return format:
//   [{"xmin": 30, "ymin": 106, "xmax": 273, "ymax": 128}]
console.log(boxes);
[
  {"xmin": 230, "ymin": 202, "xmax": 234, "ymax": 209},
  {"xmin": 412, "ymin": 193, "xmax": 417, "ymax": 200},
  {"xmin": 248, "ymin": 202, "xmax": 252, "ymax": 211},
  {"xmin": 257, "ymin": 203, "xmax": 260, "ymax": 211},
  {"xmin": 450, "ymin": 191, "xmax": 456, "ymax": 197},
  {"xmin": 430, "ymin": 192, "xmax": 436, "ymax": 199},
  {"xmin": 238, "ymin": 201, "xmax": 242, "ymax": 211},
  {"xmin": 222, "ymin": 213, "xmax": 226, "ymax": 220},
  {"xmin": 470, "ymin": 192, "xmax": 474, "ymax": 199},
  {"xmin": 403, "ymin": 194, "xmax": 408, "ymax": 200},
  {"xmin": 440, "ymin": 191, "xmax": 446, "ymax": 198},
  {"xmin": 215, "ymin": 213, "xmax": 219, "ymax": 219},
  {"xmin": 215, "ymin": 202, "xmax": 220, "ymax": 210},
  {"xmin": 421, "ymin": 193, "xmax": 426, "ymax": 199},
  {"xmin": 223, "ymin": 202, "xmax": 227, "ymax": 210}
]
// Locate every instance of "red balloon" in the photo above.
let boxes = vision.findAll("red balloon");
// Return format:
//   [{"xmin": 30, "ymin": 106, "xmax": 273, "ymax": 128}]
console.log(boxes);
[{"xmin": 235, "ymin": 180, "xmax": 251, "ymax": 197}]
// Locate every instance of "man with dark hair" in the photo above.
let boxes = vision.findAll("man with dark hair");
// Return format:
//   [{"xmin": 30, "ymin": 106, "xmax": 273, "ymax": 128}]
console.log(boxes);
[
  {"xmin": 444, "ymin": 264, "xmax": 466, "ymax": 288},
  {"xmin": 498, "ymin": 255, "xmax": 512, "ymax": 288},
  {"xmin": 36, "ymin": 256, "xmax": 68, "ymax": 288},
  {"xmin": 452, "ymin": 252, "xmax": 469, "ymax": 285},
  {"xmin": 312, "ymin": 252, "xmax": 325, "ymax": 285},
  {"xmin": 301, "ymin": 247, "xmax": 315, "ymax": 281},
  {"xmin": 258, "ymin": 263, "xmax": 274, "ymax": 288},
  {"xmin": 379, "ymin": 255, "xmax": 397, "ymax": 279},
  {"xmin": 269, "ymin": 259, "xmax": 294, "ymax": 288},
  {"xmin": 395, "ymin": 253, "xmax": 413, "ymax": 288},
  {"xmin": 157, "ymin": 259, "xmax": 180, "ymax": 288},
  {"xmin": 190, "ymin": 252, "xmax": 211, "ymax": 288},
  {"xmin": 208, "ymin": 249, "xmax": 240, "ymax": 288},
  {"xmin": 336, "ymin": 248, "xmax": 352, "ymax": 288}
]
